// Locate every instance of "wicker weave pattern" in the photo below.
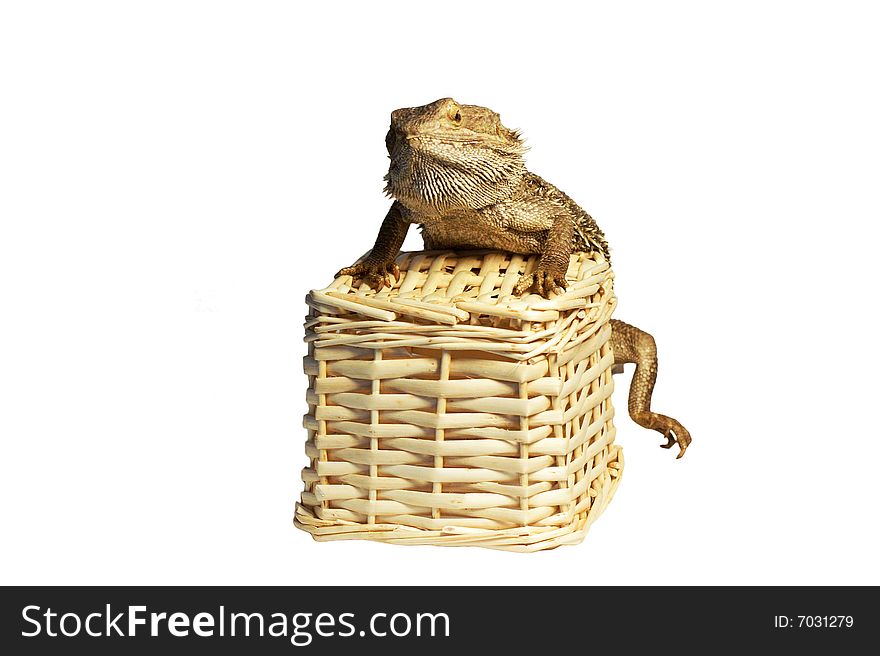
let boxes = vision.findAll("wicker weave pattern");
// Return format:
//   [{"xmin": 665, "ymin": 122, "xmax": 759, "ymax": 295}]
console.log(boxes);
[{"xmin": 295, "ymin": 250, "xmax": 621, "ymax": 551}]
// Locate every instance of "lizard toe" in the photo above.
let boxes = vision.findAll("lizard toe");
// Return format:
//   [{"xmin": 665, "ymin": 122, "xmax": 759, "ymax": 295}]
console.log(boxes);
[
  {"xmin": 513, "ymin": 273, "xmax": 535, "ymax": 296},
  {"xmin": 536, "ymin": 271, "xmax": 568, "ymax": 298},
  {"xmin": 660, "ymin": 430, "xmax": 676, "ymax": 449},
  {"xmin": 336, "ymin": 260, "xmax": 397, "ymax": 291},
  {"xmin": 516, "ymin": 270, "xmax": 568, "ymax": 298},
  {"xmin": 549, "ymin": 274, "xmax": 568, "ymax": 295},
  {"xmin": 535, "ymin": 273, "xmax": 546, "ymax": 297}
]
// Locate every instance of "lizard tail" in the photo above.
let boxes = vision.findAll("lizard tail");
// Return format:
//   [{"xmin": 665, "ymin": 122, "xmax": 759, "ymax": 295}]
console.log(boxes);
[{"xmin": 610, "ymin": 319, "xmax": 691, "ymax": 458}]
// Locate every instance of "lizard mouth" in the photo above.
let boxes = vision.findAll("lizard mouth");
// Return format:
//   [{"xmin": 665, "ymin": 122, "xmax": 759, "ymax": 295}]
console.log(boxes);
[{"xmin": 406, "ymin": 134, "xmax": 488, "ymax": 146}]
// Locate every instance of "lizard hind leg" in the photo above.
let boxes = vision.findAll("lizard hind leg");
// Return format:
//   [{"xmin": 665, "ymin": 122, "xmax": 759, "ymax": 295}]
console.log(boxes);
[{"xmin": 610, "ymin": 319, "xmax": 691, "ymax": 458}]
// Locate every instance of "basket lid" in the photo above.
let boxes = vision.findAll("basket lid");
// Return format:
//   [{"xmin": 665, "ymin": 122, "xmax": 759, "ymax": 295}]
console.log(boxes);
[{"xmin": 309, "ymin": 250, "xmax": 612, "ymax": 326}]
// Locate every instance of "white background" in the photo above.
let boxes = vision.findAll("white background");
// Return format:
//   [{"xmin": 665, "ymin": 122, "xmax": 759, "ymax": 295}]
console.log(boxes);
[{"xmin": 2, "ymin": 1, "xmax": 878, "ymax": 586}]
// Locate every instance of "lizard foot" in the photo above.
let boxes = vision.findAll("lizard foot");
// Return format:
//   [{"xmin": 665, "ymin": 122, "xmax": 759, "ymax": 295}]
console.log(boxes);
[
  {"xmin": 658, "ymin": 421, "xmax": 691, "ymax": 459},
  {"xmin": 633, "ymin": 411, "xmax": 691, "ymax": 459},
  {"xmin": 514, "ymin": 269, "xmax": 568, "ymax": 298},
  {"xmin": 336, "ymin": 259, "xmax": 400, "ymax": 292}
]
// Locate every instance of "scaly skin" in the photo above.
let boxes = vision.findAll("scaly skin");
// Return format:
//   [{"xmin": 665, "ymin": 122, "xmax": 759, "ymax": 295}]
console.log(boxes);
[
  {"xmin": 609, "ymin": 319, "xmax": 690, "ymax": 458},
  {"xmin": 338, "ymin": 97, "xmax": 690, "ymax": 457}
]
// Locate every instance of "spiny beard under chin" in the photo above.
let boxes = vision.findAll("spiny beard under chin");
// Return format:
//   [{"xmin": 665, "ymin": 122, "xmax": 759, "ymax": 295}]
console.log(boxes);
[{"xmin": 385, "ymin": 140, "xmax": 527, "ymax": 213}]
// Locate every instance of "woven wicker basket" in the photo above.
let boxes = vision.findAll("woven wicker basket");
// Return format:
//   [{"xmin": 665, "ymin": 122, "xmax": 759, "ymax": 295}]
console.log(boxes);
[{"xmin": 295, "ymin": 249, "xmax": 621, "ymax": 552}]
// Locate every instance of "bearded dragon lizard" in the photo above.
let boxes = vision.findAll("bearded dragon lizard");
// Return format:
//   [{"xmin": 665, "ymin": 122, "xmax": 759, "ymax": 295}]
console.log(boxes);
[{"xmin": 338, "ymin": 98, "xmax": 691, "ymax": 457}]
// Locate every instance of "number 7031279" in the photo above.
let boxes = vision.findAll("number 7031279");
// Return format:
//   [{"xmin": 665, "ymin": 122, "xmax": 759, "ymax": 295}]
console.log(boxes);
[{"xmin": 774, "ymin": 616, "xmax": 854, "ymax": 628}]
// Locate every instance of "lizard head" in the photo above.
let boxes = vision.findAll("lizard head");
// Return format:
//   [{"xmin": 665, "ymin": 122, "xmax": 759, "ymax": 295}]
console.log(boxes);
[{"xmin": 384, "ymin": 97, "xmax": 527, "ymax": 212}]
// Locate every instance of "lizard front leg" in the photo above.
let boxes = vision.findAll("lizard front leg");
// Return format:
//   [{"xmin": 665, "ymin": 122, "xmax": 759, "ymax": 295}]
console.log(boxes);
[
  {"xmin": 337, "ymin": 201, "xmax": 410, "ymax": 291},
  {"xmin": 611, "ymin": 319, "xmax": 691, "ymax": 458},
  {"xmin": 514, "ymin": 213, "xmax": 573, "ymax": 297}
]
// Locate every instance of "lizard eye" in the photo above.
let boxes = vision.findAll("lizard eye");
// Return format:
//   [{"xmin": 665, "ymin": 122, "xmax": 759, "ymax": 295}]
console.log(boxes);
[{"xmin": 448, "ymin": 107, "xmax": 462, "ymax": 124}]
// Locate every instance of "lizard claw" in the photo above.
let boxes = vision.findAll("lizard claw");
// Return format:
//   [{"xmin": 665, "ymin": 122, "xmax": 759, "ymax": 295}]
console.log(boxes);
[
  {"xmin": 514, "ymin": 269, "xmax": 568, "ymax": 298},
  {"xmin": 633, "ymin": 411, "xmax": 691, "ymax": 459},
  {"xmin": 659, "ymin": 430, "xmax": 677, "ymax": 450},
  {"xmin": 658, "ymin": 425, "xmax": 690, "ymax": 459},
  {"xmin": 336, "ymin": 260, "xmax": 400, "ymax": 291}
]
